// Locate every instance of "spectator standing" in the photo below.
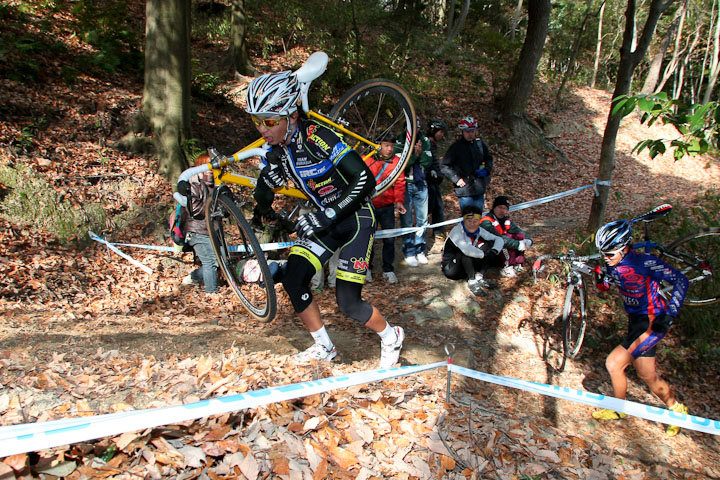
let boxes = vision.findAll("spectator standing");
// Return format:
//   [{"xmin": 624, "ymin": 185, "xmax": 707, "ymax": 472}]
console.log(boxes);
[
  {"xmin": 399, "ymin": 117, "xmax": 433, "ymax": 267},
  {"xmin": 369, "ymin": 133, "xmax": 407, "ymax": 283},
  {"xmin": 479, "ymin": 195, "xmax": 532, "ymax": 277},
  {"xmin": 426, "ymin": 119, "xmax": 448, "ymax": 252},
  {"xmin": 441, "ymin": 116, "xmax": 493, "ymax": 212}
]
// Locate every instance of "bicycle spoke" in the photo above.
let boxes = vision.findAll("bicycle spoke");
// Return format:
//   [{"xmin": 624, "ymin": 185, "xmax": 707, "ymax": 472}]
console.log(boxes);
[
  {"xmin": 663, "ymin": 228, "xmax": 720, "ymax": 305},
  {"xmin": 206, "ymin": 192, "xmax": 277, "ymax": 322},
  {"xmin": 330, "ymin": 79, "xmax": 416, "ymax": 197}
]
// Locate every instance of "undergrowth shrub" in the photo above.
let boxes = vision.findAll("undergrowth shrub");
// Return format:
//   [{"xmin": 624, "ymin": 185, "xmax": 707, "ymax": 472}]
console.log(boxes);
[{"xmin": 0, "ymin": 162, "xmax": 107, "ymax": 243}]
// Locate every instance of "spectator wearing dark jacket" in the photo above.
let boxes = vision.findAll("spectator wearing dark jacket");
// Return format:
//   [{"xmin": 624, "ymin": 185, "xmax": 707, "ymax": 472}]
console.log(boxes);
[
  {"xmin": 426, "ymin": 119, "xmax": 448, "ymax": 248},
  {"xmin": 441, "ymin": 116, "xmax": 493, "ymax": 212}
]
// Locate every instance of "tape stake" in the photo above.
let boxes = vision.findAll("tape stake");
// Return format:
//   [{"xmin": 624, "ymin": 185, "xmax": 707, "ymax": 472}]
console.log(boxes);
[{"xmin": 445, "ymin": 344, "xmax": 455, "ymax": 403}]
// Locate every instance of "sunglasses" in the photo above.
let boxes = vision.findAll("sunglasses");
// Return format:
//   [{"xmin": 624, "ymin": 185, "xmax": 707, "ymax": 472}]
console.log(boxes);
[
  {"xmin": 463, "ymin": 213, "xmax": 481, "ymax": 221},
  {"xmin": 251, "ymin": 116, "xmax": 284, "ymax": 128},
  {"xmin": 601, "ymin": 248, "xmax": 624, "ymax": 258}
]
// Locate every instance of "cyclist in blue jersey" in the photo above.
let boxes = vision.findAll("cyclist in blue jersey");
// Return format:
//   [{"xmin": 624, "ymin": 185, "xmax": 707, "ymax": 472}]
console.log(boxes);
[
  {"xmin": 591, "ymin": 220, "xmax": 689, "ymax": 436},
  {"xmin": 245, "ymin": 70, "xmax": 404, "ymax": 368}
]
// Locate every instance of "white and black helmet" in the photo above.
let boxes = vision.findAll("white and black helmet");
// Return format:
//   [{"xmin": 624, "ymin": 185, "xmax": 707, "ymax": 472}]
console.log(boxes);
[
  {"xmin": 245, "ymin": 71, "xmax": 301, "ymax": 116},
  {"xmin": 595, "ymin": 220, "xmax": 632, "ymax": 254}
]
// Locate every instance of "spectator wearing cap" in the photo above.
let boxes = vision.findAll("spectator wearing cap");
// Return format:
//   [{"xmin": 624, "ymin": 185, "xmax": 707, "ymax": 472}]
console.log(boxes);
[
  {"xmin": 441, "ymin": 116, "xmax": 493, "ymax": 212},
  {"xmin": 479, "ymin": 195, "xmax": 532, "ymax": 278}
]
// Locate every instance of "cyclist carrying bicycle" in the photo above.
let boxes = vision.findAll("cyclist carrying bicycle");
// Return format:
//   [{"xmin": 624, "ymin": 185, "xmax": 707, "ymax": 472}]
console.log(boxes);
[
  {"xmin": 591, "ymin": 219, "xmax": 689, "ymax": 436},
  {"xmin": 246, "ymin": 70, "xmax": 404, "ymax": 368}
]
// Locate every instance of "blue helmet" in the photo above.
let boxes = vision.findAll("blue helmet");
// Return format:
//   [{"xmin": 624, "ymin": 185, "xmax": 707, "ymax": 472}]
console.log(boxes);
[{"xmin": 595, "ymin": 220, "xmax": 632, "ymax": 254}]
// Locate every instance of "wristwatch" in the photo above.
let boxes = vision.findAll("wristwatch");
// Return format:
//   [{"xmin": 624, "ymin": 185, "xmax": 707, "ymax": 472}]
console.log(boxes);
[{"xmin": 324, "ymin": 207, "xmax": 337, "ymax": 220}]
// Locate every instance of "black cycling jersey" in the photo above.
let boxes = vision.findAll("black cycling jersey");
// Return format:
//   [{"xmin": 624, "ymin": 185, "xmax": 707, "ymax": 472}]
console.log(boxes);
[{"xmin": 254, "ymin": 118, "xmax": 375, "ymax": 221}]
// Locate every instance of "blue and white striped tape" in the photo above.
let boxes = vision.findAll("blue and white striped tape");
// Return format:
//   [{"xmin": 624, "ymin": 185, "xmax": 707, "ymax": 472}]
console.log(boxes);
[
  {"xmin": 449, "ymin": 364, "xmax": 719, "ymax": 436},
  {"xmin": 91, "ymin": 180, "xmax": 604, "ymax": 269},
  {"xmin": 1, "ymin": 360, "xmax": 717, "ymax": 458}
]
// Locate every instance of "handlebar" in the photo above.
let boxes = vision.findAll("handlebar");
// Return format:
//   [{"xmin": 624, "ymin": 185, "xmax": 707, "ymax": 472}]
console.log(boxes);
[
  {"xmin": 174, "ymin": 147, "xmax": 268, "ymax": 206},
  {"xmin": 532, "ymin": 252, "xmax": 602, "ymax": 282}
]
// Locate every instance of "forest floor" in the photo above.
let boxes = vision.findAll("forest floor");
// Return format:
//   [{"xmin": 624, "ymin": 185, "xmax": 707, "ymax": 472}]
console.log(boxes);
[{"xmin": 1, "ymin": 11, "xmax": 720, "ymax": 479}]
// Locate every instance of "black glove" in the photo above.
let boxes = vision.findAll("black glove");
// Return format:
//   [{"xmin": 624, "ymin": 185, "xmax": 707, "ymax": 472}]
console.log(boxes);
[
  {"xmin": 177, "ymin": 180, "xmax": 191, "ymax": 197},
  {"xmin": 252, "ymin": 205, "xmax": 276, "ymax": 227},
  {"xmin": 652, "ymin": 314, "xmax": 674, "ymax": 334},
  {"xmin": 259, "ymin": 163, "xmax": 285, "ymax": 190},
  {"xmin": 294, "ymin": 211, "xmax": 333, "ymax": 238}
]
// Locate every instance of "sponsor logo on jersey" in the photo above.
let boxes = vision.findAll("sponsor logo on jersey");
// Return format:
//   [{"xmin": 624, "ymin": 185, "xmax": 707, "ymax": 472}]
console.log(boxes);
[
  {"xmin": 318, "ymin": 185, "xmax": 336, "ymax": 195},
  {"xmin": 330, "ymin": 142, "xmax": 349, "ymax": 161}
]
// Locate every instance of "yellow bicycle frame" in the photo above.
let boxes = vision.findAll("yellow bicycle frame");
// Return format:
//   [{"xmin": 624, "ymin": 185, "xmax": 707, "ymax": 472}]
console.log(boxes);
[{"xmin": 206, "ymin": 110, "xmax": 380, "ymax": 200}]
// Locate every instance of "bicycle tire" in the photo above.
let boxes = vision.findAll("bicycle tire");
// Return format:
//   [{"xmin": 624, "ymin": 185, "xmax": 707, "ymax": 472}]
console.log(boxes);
[
  {"xmin": 206, "ymin": 190, "xmax": 277, "ymax": 322},
  {"xmin": 562, "ymin": 283, "xmax": 587, "ymax": 359},
  {"xmin": 329, "ymin": 79, "xmax": 417, "ymax": 197},
  {"xmin": 662, "ymin": 227, "xmax": 720, "ymax": 306}
]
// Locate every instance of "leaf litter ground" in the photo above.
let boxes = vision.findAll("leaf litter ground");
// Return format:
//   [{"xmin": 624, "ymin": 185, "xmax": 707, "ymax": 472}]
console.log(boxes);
[{"xmin": 1, "ymin": 41, "xmax": 720, "ymax": 480}]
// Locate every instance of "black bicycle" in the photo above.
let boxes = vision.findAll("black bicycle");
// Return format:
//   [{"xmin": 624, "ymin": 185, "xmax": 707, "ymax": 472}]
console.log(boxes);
[{"xmin": 533, "ymin": 204, "xmax": 719, "ymax": 371}]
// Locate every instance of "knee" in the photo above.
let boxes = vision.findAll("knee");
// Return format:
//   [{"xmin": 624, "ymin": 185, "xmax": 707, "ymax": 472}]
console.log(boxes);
[
  {"xmin": 336, "ymin": 291, "xmax": 373, "ymax": 324},
  {"xmin": 605, "ymin": 355, "xmax": 625, "ymax": 375}
]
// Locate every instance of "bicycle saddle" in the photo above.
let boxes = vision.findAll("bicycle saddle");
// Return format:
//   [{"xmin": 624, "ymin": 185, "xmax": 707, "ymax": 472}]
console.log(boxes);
[{"xmin": 294, "ymin": 51, "xmax": 328, "ymax": 84}]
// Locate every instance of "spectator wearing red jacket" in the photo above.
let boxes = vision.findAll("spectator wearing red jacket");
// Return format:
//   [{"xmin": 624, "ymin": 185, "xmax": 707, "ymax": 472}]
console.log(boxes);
[{"xmin": 369, "ymin": 134, "xmax": 407, "ymax": 283}]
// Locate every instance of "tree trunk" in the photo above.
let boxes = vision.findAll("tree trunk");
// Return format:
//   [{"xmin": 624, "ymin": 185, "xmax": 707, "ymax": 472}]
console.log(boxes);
[
  {"xmin": 591, "ymin": 1, "xmax": 606, "ymax": 88},
  {"xmin": 654, "ymin": 0, "xmax": 689, "ymax": 93},
  {"xmin": 230, "ymin": 0, "xmax": 255, "ymax": 76},
  {"xmin": 436, "ymin": 0, "xmax": 469, "ymax": 55},
  {"xmin": 509, "ymin": 0, "xmax": 524, "ymax": 41},
  {"xmin": 143, "ymin": 0, "xmax": 191, "ymax": 183},
  {"xmin": 588, "ymin": 0, "xmax": 676, "ymax": 231},
  {"xmin": 702, "ymin": 0, "xmax": 720, "ymax": 103},
  {"xmin": 555, "ymin": 0, "xmax": 597, "ymax": 108},
  {"xmin": 641, "ymin": 0, "xmax": 687, "ymax": 94},
  {"xmin": 501, "ymin": 0, "xmax": 551, "ymax": 143}
]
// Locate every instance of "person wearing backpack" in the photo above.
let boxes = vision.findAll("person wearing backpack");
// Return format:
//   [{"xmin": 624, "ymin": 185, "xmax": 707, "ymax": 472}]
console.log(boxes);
[{"xmin": 179, "ymin": 154, "xmax": 218, "ymax": 294}]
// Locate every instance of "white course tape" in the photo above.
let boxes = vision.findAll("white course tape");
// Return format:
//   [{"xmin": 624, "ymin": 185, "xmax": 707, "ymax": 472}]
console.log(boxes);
[
  {"xmin": 89, "ymin": 231, "xmax": 153, "ymax": 274},
  {"xmin": 93, "ymin": 182, "xmax": 601, "ymax": 254},
  {"xmin": 449, "ymin": 364, "xmax": 720, "ymax": 436},
  {"xmin": 0, "ymin": 362, "xmax": 445, "ymax": 458}
]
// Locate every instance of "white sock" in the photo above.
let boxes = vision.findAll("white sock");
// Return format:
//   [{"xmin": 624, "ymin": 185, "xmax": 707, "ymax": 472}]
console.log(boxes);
[
  {"xmin": 377, "ymin": 323, "xmax": 398, "ymax": 345},
  {"xmin": 310, "ymin": 326, "xmax": 333, "ymax": 350}
]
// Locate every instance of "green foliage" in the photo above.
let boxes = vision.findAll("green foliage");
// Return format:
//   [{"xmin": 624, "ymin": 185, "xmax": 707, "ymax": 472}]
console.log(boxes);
[
  {"xmin": 71, "ymin": 0, "xmax": 142, "ymax": 73},
  {"xmin": 613, "ymin": 94, "xmax": 719, "ymax": 160},
  {"xmin": 0, "ymin": 162, "xmax": 107, "ymax": 243}
]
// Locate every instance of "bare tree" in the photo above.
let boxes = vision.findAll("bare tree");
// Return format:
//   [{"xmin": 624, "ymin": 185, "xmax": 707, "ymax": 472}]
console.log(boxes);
[
  {"xmin": 509, "ymin": 0, "xmax": 524, "ymax": 41},
  {"xmin": 555, "ymin": 0, "xmax": 604, "ymax": 108},
  {"xmin": 641, "ymin": 0, "xmax": 688, "ymax": 94},
  {"xmin": 142, "ymin": 0, "xmax": 192, "ymax": 182},
  {"xmin": 588, "ymin": 0, "xmax": 677, "ymax": 231},
  {"xmin": 702, "ymin": 0, "xmax": 720, "ymax": 102},
  {"xmin": 436, "ymin": 0, "xmax": 470, "ymax": 55},
  {"xmin": 230, "ymin": 0, "xmax": 255, "ymax": 76},
  {"xmin": 591, "ymin": 1, "xmax": 606, "ymax": 88},
  {"xmin": 654, "ymin": 0, "xmax": 690, "ymax": 92}
]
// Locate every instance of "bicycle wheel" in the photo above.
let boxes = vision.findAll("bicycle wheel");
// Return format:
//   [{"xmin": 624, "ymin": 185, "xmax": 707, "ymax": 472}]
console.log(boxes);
[
  {"xmin": 330, "ymin": 79, "xmax": 417, "ymax": 197},
  {"xmin": 206, "ymin": 191, "xmax": 277, "ymax": 322},
  {"xmin": 662, "ymin": 227, "xmax": 720, "ymax": 305},
  {"xmin": 543, "ymin": 315, "xmax": 567, "ymax": 372},
  {"xmin": 562, "ymin": 283, "xmax": 587, "ymax": 359}
]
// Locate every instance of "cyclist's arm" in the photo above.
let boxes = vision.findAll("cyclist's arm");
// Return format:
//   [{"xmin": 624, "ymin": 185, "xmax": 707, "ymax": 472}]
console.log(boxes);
[
  {"xmin": 331, "ymin": 150, "xmax": 376, "ymax": 221},
  {"xmin": 253, "ymin": 177, "xmax": 276, "ymax": 215},
  {"xmin": 649, "ymin": 255, "xmax": 689, "ymax": 317}
]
